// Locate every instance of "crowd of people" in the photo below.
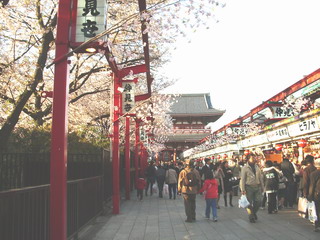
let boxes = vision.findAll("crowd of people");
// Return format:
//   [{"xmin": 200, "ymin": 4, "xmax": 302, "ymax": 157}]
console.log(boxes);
[{"xmin": 135, "ymin": 153, "xmax": 320, "ymax": 232}]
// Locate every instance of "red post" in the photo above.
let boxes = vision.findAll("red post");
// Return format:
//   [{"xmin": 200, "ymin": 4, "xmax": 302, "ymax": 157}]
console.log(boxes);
[
  {"xmin": 112, "ymin": 74, "xmax": 121, "ymax": 214},
  {"xmin": 125, "ymin": 116, "xmax": 130, "ymax": 200},
  {"xmin": 134, "ymin": 119, "xmax": 140, "ymax": 180},
  {"xmin": 49, "ymin": 0, "xmax": 71, "ymax": 239}
]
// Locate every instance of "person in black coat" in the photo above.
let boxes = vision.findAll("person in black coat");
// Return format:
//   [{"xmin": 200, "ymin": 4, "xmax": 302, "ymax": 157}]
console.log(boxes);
[
  {"xmin": 202, "ymin": 158, "xmax": 212, "ymax": 180},
  {"xmin": 307, "ymin": 159, "xmax": 320, "ymax": 232},
  {"xmin": 221, "ymin": 161, "xmax": 234, "ymax": 207},
  {"xmin": 263, "ymin": 160, "xmax": 279, "ymax": 214},
  {"xmin": 280, "ymin": 158, "xmax": 295, "ymax": 208}
]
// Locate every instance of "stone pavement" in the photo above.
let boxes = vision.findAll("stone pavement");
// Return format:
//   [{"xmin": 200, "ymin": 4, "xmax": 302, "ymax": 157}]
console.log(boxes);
[{"xmin": 79, "ymin": 191, "xmax": 319, "ymax": 240}]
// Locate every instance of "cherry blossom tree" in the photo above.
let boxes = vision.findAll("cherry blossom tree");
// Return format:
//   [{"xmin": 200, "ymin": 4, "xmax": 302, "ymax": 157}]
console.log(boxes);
[{"xmin": 0, "ymin": 0, "xmax": 225, "ymax": 151}]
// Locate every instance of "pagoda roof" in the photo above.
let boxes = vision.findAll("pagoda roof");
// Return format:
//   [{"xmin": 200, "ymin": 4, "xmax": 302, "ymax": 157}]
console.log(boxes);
[{"xmin": 168, "ymin": 93, "xmax": 225, "ymax": 122}]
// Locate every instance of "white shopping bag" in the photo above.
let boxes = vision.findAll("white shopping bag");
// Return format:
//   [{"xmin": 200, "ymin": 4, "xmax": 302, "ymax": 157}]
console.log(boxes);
[
  {"xmin": 238, "ymin": 194, "xmax": 250, "ymax": 208},
  {"xmin": 307, "ymin": 201, "xmax": 318, "ymax": 223},
  {"xmin": 152, "ymin": 184, "xmax": 158, "ymax": 194},
  {"xmin": 164, "ymin": 184, "xmax": 169, "ymax": 195}
]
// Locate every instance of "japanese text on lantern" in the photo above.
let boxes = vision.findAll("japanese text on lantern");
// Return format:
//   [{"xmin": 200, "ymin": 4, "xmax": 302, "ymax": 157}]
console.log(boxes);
[
  {"xmin": 75, "ymin": 0, "xmax": 106, "ymax": 42},
  {"xmin": 122, "ymin": 82, "xmax": 135, "ymax": 113}
]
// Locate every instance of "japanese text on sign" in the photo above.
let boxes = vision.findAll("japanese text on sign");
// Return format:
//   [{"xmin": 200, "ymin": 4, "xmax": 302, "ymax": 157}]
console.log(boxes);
[
  {"xmin": 74, "ymin": 0, "xmax": 106, "ymax": 42},
  {"xmin": 273, "ymin": 107, "xmax": 295, "ymax": 118},
  {"xmin": 287, "ymin": 117, "xmax": 320, "ymax": 137},
  {"xmin": 122, "ymin": 82, "xmax": 135, "ymax": 113}
]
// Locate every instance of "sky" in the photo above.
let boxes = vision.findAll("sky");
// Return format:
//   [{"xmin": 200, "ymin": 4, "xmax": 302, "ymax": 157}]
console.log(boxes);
[{"xmin": 161, "ymin": 0, "xmax": 320, "ymax": 132}]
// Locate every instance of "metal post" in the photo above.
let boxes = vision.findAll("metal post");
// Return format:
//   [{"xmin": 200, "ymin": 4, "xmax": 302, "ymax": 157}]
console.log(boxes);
[
  {"xmin": 112, "ymin": 74, "xmax": 121, "ymax": 214},
  {"xmin": 125, "ymin": 116, "xmax": 130, "ymax": 200},
  {"xmin": 50, "ymin": 0, "xmax": 71, "ymax": 239}
]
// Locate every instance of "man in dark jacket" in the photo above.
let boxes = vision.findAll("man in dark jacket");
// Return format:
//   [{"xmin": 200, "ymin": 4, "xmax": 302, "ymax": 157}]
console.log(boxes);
[
  {"xmin": 303, "ymin": 155, "xmax": 317, "ymax": 198},
  {"xmin": 202, "ymin": 158, "xmax": 212, "ymax": 180},
  {"xmin": 145, "ymin": 161, "xmax": 156, "ymax": 196},
  {"xmin": 308, "ymin": 158, "xmax": 320, "ymax": 232},
  {"xmin": 280, "ymin": 158, "xmax": 295, "ymax": 208},
  {"xmin": 156, "ymin": 165, "xmax": 166, "ymax": 198},
  {"xmin": 263, "ymin": 161, "xmax": 279, "ymax": 214}
]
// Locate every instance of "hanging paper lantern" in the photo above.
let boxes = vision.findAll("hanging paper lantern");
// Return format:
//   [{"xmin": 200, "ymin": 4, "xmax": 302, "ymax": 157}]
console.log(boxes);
[
  {"xmin": 211, "ymin": 156, "xmax": 215, "ymax": 160},
  {"xmin": 217, "ymin": 155, "xmax": 221, "ymax": 160},
  {"xmin": 223, "ymin": 154, "xmax": 228, "ymax": 159},
  {"xmin": 275, "ymin": 144, "xmax": 283, "ymax": 151},
  {"xmin": 244, "ymin": 150, "xmax": 250, "ymax": 156},
  {"xmin": 297, "ymin": 139, "xmax": 307, "ymax": 148}
]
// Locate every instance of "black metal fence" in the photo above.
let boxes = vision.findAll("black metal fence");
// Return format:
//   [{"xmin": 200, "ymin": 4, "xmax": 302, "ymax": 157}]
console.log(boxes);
[
  {"xmin": 0, "ymin": 152, "xmax": 108, "ymax": 240},
  {"xmin": 0, "ymin": 153, "xmax": 103, "ymax": 191},
  {"xmin": 0, "ymin": 176, "xmax": 104, "ymax": 240}
]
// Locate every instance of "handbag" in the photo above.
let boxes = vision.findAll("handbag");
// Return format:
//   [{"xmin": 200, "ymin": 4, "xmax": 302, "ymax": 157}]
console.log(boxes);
[
  {"xmin": 238, "ymin": 194, "xmax": 250, "ymax": 208},
  {"xmin": 297, "ymin": 197, "xmax": 308, "ymax": 218},
  {"xmin": 307, "ymin": 201, "xmax": 318, "ymax": 223}
]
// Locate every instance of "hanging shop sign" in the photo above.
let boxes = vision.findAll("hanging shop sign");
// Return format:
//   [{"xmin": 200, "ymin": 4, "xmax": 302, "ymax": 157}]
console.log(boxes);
[
  {"xmin": 291, "ymin": 79, "xmax": 320, "ymax": 99},
  {"xmin": 122, "ymin": 81, "xmax": 135, "ymax": 113},
  {"xmin": 269, "ymin": 106, "xmax": 295, "ymax": 118},
  {"xmin": 70, "ymin": 0, "xmax": 107, "ymax": 49},
  {"xmin": 266, "ymin": 126, "xmax": 290, "ymax": 142},
  {"xmin": 230, "ymin": 127, "xmax": 248, "ymax": 136},
  {"xmin": 139, "ymin": 128, "xmax": 148, "ymax": 142},
  {"xmin": 287, "ymin": 117, "xmax": 320, "ymax": 137},
  {"xmin": 249, "ymin": 134, "xmax": 269, "ymax": 146}
]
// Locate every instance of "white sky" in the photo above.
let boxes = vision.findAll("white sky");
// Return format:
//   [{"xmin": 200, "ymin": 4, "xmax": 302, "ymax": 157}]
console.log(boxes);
[{"xmin": 160, "ymin": 0, "xmax": 320, "ymax": 132}]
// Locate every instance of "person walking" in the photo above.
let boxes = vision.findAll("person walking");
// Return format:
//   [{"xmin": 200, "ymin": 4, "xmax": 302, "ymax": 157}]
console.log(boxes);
[
  {"xmin": 240, "ymin": 153, "xmax": 264, "ymax": 223},
  {"xmin": 307, "ymin": 158, "xmax": 320, "ymax": 232},
  {"xmin": 135, "ymin": 174, "xmax": 146, "ymax": 201},
  {"xmin": 280, "ymin": 158, "xmax": 295, "ymax": 208},
  {"xmin": 166, "ymin": 164, "xmax": 178, "ymax": 199},
  {"xmin": 156, "ymin": 165, "xmax": 166, "ymax": 198},
  {"xmin": 303, "ymin": 155, "xmax": 316, "ymax": 198},
  {"xmin": 199, "ymin": 171, "xmax": 219, "ymax": 222},
  {"xmin": 262, "ymin": 160, "xmax": 279, "ymax": 214},
  {"xmin": 178, "ymin": 158, "xmax": 201, "ymax": 223},
  {"xmin": 202, "ymin": 158, "xmax": 212, "ymax": 180},
  {"xmin": 213, "ymin": 161, "xmax": 225, "ymax": 209},
  {"xmin": 221, "ymin": 161, "xmax": 234, "ymax": 207},
  {"xmin": 145, "ymin": 161, "xmax": 156, "ymax": 196}
]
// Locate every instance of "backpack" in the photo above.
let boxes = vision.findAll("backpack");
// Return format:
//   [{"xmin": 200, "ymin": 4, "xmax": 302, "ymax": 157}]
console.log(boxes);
[{"xmin": 183, "ymin": 169, "xmax": 198, "ymax": 187}]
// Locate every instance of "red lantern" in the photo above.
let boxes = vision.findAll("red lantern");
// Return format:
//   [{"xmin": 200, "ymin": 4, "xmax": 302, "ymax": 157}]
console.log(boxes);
[
  {"xmin": 211, "ymin": 156, "xmax": 215, "ymax": 160},
  {"xmin": 217, "ymin": 155, "xmax": 221, "ymax": 160},
  {"xmin": 275, "ymin": 144, "xmax": 283, "ymax": 151},
  {"xmin": 244, "ymin": 150, "xmax": 250, "ymax": 156},
  {"xmin": 223, "ymin": 154, "xmax": 228, "ymax": 159},
  {"xmin": 297, "ymin": 139, "xmax": 307, "ymax": 148}
]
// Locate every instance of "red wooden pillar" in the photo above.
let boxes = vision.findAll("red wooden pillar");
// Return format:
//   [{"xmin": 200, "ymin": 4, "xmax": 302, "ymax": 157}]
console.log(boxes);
[
  {"xmin": 112, "ymin": 74, "xmax": 121, "ymax": 214},
  {"xmin": 134, "ymin": 119, "xmax": 140, "ymax": 181},
  {"xmin": 125, "ymin": 116, "xmax": 130, "ymax": 200},
  {"xmin": 49, "ymin": 0, "xmax": 71, "ymax": 239}
]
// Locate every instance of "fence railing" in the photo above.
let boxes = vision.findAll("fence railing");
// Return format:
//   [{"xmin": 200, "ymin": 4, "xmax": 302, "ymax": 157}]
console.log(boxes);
[
  {"xmin": 0, "ymin": 150, "xmax": 137, "ymax": 240},
  {"xmin": 0, "ymin": 176, "xmax": 104, "ymax": 240},
  {"xmin": 0, "ymin": 153, "xmax": 103, "ymax": 191}
]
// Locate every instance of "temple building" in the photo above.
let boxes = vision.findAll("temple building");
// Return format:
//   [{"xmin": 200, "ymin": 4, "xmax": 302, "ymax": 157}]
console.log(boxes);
[{"xmin": 159, "ymin": 93, "xmax": 225, "ymax": 162}]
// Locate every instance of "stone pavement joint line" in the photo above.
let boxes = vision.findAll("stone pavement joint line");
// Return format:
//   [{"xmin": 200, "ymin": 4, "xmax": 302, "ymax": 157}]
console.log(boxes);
[{"xmin": 79, "ymin": 192, "xmax": 319, "ymax": 240}]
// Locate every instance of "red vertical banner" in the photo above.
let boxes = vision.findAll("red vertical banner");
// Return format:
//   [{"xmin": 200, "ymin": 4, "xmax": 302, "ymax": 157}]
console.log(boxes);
[
  {"xmin": 50, "ymin": 0, "xmax": 71, "ymax": 239},
  {"xmin": 125, "ymin": 116, "xmax": 130, "ymax": 200}
]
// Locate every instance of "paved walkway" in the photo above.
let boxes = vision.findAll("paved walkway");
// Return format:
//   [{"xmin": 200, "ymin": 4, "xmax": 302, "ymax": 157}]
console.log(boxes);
[{"xmin": 79, "ymin": 191, "xmax": 319, "ymax": 240}]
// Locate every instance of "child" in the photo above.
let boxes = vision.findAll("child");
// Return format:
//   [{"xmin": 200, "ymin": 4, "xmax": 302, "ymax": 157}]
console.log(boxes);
[
  {"xmin": 136, "ymin": 175, "xmax": 146, "ymax": 201},
  {"xmin": 199, "ymin": 171, "xmax": 219, "ymax": 222}
]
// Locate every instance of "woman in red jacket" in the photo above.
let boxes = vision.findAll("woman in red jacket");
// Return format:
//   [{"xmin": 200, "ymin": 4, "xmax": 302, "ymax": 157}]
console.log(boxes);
[{"xmin": 199, "ymin": 171, "xmax": 219, "ymax": 222}]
